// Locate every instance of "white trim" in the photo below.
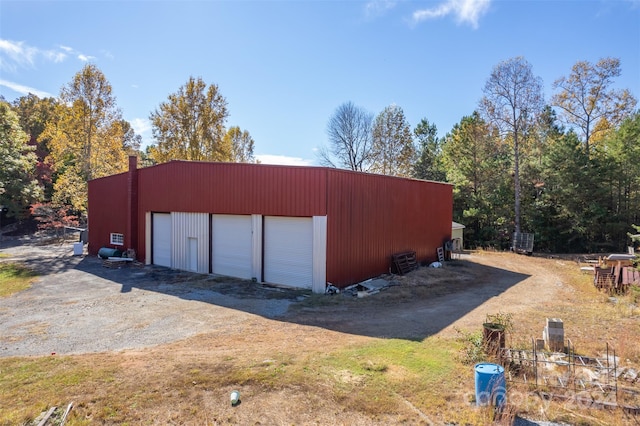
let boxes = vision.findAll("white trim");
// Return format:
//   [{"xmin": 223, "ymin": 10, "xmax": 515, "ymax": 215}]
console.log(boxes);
[
  {"xmin": 145, "ymin": 212, "xmax": 151, "ymax": 265},
  {"xmin": 312, "ymin": 216, "xmax": 327, "ymax": 294},
  {"xmin": 251, "ymin": 214, "xmax": 263, "ymax": 282}
]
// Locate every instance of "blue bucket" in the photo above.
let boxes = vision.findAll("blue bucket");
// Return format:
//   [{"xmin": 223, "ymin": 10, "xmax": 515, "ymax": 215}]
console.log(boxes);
[{"xmin": 474, "ymin": 363, "xmax": 506, "ymax": 407}]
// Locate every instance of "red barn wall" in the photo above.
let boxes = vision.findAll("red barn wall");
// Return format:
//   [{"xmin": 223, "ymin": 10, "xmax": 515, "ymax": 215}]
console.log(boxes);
[
  {"xmin": 326, "ymin": 170, "xmax": 452, "ymax": 286},
  {"xmin": 87, "ymin": 172, "xmax": 128, "ymax": 255},
  {"xmin": 134, "ymin": 161, "xmax": 328, "ymax": 261},
  {"xmin": 88, "ymin": 160, "xmax": 452, "ymax": 288}
]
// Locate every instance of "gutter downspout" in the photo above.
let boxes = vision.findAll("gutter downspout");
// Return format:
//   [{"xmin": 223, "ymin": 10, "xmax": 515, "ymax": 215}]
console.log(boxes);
[{"xmin": 126, "ymin": 155, "xmax": 139, "ymax": 259}]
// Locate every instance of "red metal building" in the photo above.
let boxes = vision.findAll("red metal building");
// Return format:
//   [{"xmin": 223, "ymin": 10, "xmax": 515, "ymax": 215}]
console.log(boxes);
[{"xmin": 88, "ymin": 157, "xmax": 452, "ymax": 293}]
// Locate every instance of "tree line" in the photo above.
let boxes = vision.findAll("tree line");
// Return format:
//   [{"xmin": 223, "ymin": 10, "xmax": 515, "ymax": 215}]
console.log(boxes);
[
  {"xmin": 320, "ymin": 57, "xmax": 638, "ymax": 253},
  {"xmin": 1, "ymin": 64, "xmax": 255, "ymax": 230},
  {"xmin": 1, "ymin": 57, "xmax": 638, "ymax": 253}
]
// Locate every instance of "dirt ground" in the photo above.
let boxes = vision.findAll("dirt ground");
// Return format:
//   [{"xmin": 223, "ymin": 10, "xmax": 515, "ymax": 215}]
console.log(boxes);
[
  {"xmin": 2, "ymin": 238, "xmax": 636, "ymax": 425},
  {"xmin": 0, "ymin": 241, "xmax": 567, "ymax": 356}
]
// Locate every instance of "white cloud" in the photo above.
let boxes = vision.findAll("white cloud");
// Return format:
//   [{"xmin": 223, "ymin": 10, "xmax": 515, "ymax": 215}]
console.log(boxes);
[
  {"xmin": 412, "ymin": 0, "xmax": 490, "ymax": 29},
  {"xmin": 0, "ymin": 39, "xmax": 37, "ymax": 71},
  {"xmin": 365, "ymin": 0, "xmax": 397, "ymax": 18},
  {"xmin": 131, "ymin": 117, "xmax": 152, "ymax": 136},
  {"xmin": 43, "ymin": 50, "xmax": 67, "ymax": 63},
  {"xmin": 0, "ymin": 39, "xmax": 97, "ymax": 73},
  {"xmin": 255, "ymin": 154, "xmax": 314, "ymax": 166},
  {"xmin": 77, "ymin": 54, "xmax": 96, "ymax": 62},
  {"xmin": 0, "ymin": 79, "xmax": 53, "ymax": 98}
]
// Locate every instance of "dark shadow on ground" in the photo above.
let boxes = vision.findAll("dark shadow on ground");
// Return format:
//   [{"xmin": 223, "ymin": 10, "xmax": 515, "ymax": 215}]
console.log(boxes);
[
  {"xmin": 67, "ymin": 253, "xmax": 529, "ymax": 341},
  {"xmin": 1, "ymin": 240, "xmax": 530, "ymax": 342}
]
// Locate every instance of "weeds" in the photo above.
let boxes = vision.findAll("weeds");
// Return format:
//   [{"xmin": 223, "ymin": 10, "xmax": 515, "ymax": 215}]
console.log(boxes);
[{"xmin": 454, "ymin": 327, "xmax": 486, "ymax": 365}]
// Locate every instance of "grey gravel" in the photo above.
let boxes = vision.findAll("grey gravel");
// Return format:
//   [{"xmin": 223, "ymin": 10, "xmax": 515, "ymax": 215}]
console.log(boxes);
[{"xmin": 0, "ymin": 241, "xmax": 301, "ymax": 357}]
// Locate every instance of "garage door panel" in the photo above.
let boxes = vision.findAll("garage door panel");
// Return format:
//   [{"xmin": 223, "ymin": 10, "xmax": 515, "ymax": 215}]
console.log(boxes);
[
  {"xmin": 212, "ymin": 215, "xmax": 252, "ymax": 279},
  {"xmin": 152, "ymin": 213, "xmax": 171, "ymax": 267},
  {"xmin": 264, "ymin": 216, "xmax": 313, "ymax": 289}
]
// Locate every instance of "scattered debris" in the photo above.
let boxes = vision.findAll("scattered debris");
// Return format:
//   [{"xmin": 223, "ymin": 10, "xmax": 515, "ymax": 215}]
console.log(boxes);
[
  {"xmin": 341, "ymin": 278, "xmax": 399, "ymax": 298},
  {"xmin": 33, "ymin": 402, "xmax": 74, "ymax": 426},
  {"xmin": 325, "ymin": 283, "xmax": 340, "ymax": 295},
  {"xmin": 36, "ymin": 407, "xmax": 56, "ymax": 426},
  {"xmin": 230, "ymin": 390, "xmax": 240, "ymax": 406},
  {"xmin": 60, "ymin": 402, "xmax": 74, "ymax": 425}
]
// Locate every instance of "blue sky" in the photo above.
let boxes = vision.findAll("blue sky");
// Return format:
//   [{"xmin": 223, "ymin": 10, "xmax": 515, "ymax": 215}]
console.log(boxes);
[{"xmin": 1, "ymin": 0, "xmax": 639, "ymax": 165}]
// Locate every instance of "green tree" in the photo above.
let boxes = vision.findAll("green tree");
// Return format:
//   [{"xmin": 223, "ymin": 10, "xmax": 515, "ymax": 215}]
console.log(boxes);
[
  {"xmin": 551, "ymin": 57, "xmax": 637, "ymax": 156},
  {"xmin": 441, "ymin": 112, "xmax": 511, "ymax": 248},
  {"xmin": 412, "ymin": 118, "xmax": 446, "ymax": 181},
  {"xmin": 534, "ymin": 131, "xmax": 604, "ymax": 252},
  {"xmin": 599, "ymin": 113, "xmax": 640, "ymax": 247},
  {"xmin": 12, "ymin": 94, "xmax": 58, "ymax": 199},
  {"xmin": 41, "ymin": 64, "xmax": 131, "ymax": 214},
  {"xmin": 0, "ymin": 101, "xmax": 42, "ymax": 219},
  {"xmin": 319, "ymin": 101, "xmax": 373, "ymax": 171},
  {"xmin": 480, "ymin": 56, "xmax": 545, "ymax": 235},
  {"xmin": 370, "ymin": 104, "xmax": 415, "ymax": 177},
  {"xmin": 149, "ymin": 76, "xmax": 229, "ymax": 163},
  {"xmin": 222, "ymin": 126, "xmax": 256, "ymax": 163}
]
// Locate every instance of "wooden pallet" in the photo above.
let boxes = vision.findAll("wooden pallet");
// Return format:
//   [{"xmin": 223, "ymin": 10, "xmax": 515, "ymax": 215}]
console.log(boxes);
[{"xmin": 392, "ymin": 251, "xmax": 418, "ymax": 275}]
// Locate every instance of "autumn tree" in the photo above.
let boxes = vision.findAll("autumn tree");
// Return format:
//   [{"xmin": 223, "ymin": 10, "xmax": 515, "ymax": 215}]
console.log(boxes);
[
  {"xmin": 0, "ymin": 101, "xmax": 42, "ymax": 218},
  {"xmin": 319, "ymin": 101, "xmax": 373, "ymax": 171},
  {"xmin": 222, "ymin": 126, "xmax": 256, "ymax": 163},
  {"xmin": 551, "ymin": 57, "xmax": 637, "ymax": 156},
  {"xmin": 480, "ymin": 56, "xmax": 544, "ymax": 234},
  {"xmin": 149, "ymin": 76, "xmax": 229, "ymax": 163},
  {"xmin": 370, "ymin": 104, "xmax": 415, "ymax": 177},
  {"xmin": 412, "ymin": 118, "xmax": 445, "ymax": 181},
  {"xmin": 12, "ymin": 94, "xmax": 57, "ymax": 199},
  {"xmin": 41, "ymin": 64, "xmax": 131, "ymax": 214}
]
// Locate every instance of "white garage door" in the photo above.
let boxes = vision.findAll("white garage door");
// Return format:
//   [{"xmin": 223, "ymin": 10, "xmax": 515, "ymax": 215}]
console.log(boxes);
[
  {"xmin": 264, "ymin": 216, "xmax": 313, "ymax": 289},
  {"xmin": 212, "ymin": 215, "xmax": 253, "ymax": 279},
  {"xmin": 152, "ymin": 213, "xmax": 171, "ymax": 267}
]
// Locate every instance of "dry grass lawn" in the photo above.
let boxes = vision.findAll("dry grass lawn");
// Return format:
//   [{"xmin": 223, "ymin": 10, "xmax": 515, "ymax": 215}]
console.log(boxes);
[{"xmin": 0, "ymin": 251, "xmax": 639, "ymax": 425}]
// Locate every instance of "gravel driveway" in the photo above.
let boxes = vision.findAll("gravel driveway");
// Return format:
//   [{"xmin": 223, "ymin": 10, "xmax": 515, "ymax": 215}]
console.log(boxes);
[
  {"xmin": 0, "ymin": 240, "xmax": 304, "ymax": 357},
  {"xmin": 1, "ymin": 237, "xmax": 566, "ymax": 359}
]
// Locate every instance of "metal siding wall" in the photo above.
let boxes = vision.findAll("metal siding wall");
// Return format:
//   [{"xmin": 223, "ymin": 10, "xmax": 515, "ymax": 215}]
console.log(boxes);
[
  {"xmin": 326, "ymin": 170, "xmax": 452, "ymax": 287},
  {"xmin": 87, "ymin": 173, "xmax": 129, "ymax": 255},
  {"xmin": 135, "ymin": 162, "xmax": 328, "ymax": 262},
  {"xmin": 92, "ymin": 162, "xmax": 452, "ymax": 287},
  {"xmin": 171, "ymin": 212, "xmax": 209, "ymax": 274}
]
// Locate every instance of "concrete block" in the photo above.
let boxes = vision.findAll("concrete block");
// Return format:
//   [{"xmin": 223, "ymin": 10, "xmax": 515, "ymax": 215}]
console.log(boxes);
[{"xmin": 546, "ymin": 318, "xmax": 564, "ymax": 329}]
